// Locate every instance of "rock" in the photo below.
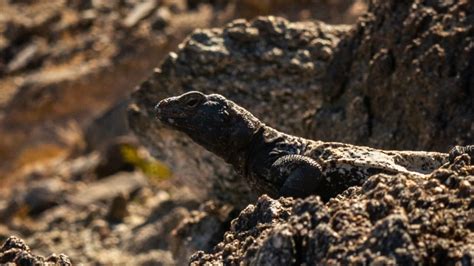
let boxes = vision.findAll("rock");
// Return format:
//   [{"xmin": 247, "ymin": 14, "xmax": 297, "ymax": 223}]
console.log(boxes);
[
  {"xmin": 122, "ymin": 0, "xmax": 160, "ymax": 28},
  {"xmin": 130, "ymin": 207, "xmax": 190, "ymax": 253},
  {"xmin": 6, "ymin": 42, "xmax": 41, "ymax": 73},
  {"xmin": 128, "ymin": 16, "xmax": 349, "ymax": 206},
  {"xmin": 128, "ymin": 188, "xmax": 201, "ymax": 254},
  {"xmin": 171, "ymin": 200, "xmax": 236, "ymax": 265},
  {"xmin": 190, "ymin": 160, "xmax": 474, "ymax": 265},
  {"xmin": 1, "ymin": 0, "xmax": 470, "ymax": 265},
  {"xmin": 0, "ymin": 236, "xmax": 71, "ymax": 265},
  {"xmin": 0, "ymin": 164, "xmax": 189, "ymax": 264},
  {"xmin": 94, "ymin": 136, "xmax": 138, "ymax": 178},
  {"xmin": 23, "ymin": 179, "xmax": 67, "ymax": 215},
  {"xmin": 45, "ymin": 253, "xmax": 72, "ymax": 265},
  {"xmin": 150, "ymin": 7, "xmax": 172, "ymax": 31},
  {"xmin": 55, "ymin": 152, "xmax": 101, "ymax": 180},
  {"xmin": 106, "ymin": 193, "xmax": 129, "ymax": 223},
  {"xmin": 3, "ymin": 178, "xmax": 67, "ymax": 218},
  {"xmin": 67, "ymin": 172, "xmax": 148, "ymax": 206},
  {"xmin": 84, "ymin": 99, "xmax": 132, "ymax": 153},
  {"xmin": 132, "ymin": 250, "xmax": 175, "ymax": 266},
  {"xmin": 314, "ymin": 0, "xmax": 474, "ymax": 150},
  {"xmin": 1, "ymin": 236, "xmax": 30, "ymax": 252},
  {"xmin": 129, "ymin": 0, "xmax": 473, "ymax": 208}
]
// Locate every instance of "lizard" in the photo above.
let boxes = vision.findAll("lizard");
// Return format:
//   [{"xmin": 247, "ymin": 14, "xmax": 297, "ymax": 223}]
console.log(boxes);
[{"xmin": 154, "ymin": 91, "xmax": 474, "ymax": 200}]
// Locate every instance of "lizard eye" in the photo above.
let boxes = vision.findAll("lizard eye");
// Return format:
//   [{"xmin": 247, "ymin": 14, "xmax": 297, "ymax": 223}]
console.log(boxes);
[{"xmin": 185, "ymin": 98, "xmax": 200, "ymax": 108}]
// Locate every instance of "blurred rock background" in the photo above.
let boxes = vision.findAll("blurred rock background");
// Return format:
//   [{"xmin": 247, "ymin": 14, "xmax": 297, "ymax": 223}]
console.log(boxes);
[{"xmin": 0, "ymin": 0, "xmax": 367, "ymax": 264}]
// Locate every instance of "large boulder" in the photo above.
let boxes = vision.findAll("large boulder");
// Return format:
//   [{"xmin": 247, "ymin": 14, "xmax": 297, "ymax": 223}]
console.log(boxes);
[
  {"xmin": 128, "ymin": 17, "xmax": 350, "ymax": 205},
  {"xmin": 128, "ymin": 0, "xmax": 474, "ymax": 263},
  {"xmin": 313, "ymin": 0, "xmax": 474, "ymax": 150},
  {"xmin": 128, "ymin": 1, "xmax": 473, "ymax": 207},
  {"xmin": 190, "ymin": 157, "xmax": 474, "ymax": 265}
]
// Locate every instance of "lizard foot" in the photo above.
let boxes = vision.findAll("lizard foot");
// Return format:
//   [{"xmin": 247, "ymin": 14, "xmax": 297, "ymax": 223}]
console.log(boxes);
[{"xmin": 270, "ymin": 155, "xmax": 323, "ymax": 198}]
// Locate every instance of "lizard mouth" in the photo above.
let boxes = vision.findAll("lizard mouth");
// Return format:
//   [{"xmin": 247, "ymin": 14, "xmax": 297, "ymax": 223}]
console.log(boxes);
[
  {"xmin": 154, "ymin": 100, "xmax": 187, "ymax": 120},
  {"xmin": 156, "ymin": 110, "xmax": 187, "ymax": 126},
  {"xmin": 154, "ymin": 104, "xmax": 194, "ymax": 131},
  {"xmin": 156, "ymin": 109, "xmax": 187, "ymax": 120},
  {"xmin": 162, "ymin": 118, "xmax": 197, "ymax": 132}
]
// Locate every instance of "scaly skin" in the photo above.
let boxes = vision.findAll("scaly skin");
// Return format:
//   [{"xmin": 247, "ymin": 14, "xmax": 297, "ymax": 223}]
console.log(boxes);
[{"xmin": 155, "ymin": 91, "xmax": 473, "ymax": 200}]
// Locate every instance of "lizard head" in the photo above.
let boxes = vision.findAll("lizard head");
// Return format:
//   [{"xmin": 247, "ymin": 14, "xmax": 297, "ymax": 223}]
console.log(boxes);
[{"xmin": 155, "ymin": 91, "xmax": 262, "ymax": 161}]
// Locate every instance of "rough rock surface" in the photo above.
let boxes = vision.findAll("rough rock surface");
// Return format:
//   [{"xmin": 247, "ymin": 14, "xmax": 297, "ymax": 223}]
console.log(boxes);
[
  {"xmin": 190, "ymin": 156, "xmax": 474, "ymax": 265},
  {"xmin": 129, "ymin": 1, "xmax": 473, "ymax": 207},
  {"xmin": 171, "ymin": 200, "xmax": 237, "ymax": 265},
  {"xmin": 0, "ymin": 236, "xmax": 71, "ymax": 265},
  {"xmin": 128, "ymin": 0, "xmax": 474, "ymax": 264},
  {"xmin": 0, "ymin": 0, "xmax": 363, "ymax": 183},
  {"xmin": 0, "ymin": 1, "xmax": 369, "ymax": 265},
  {"xmin": 314, "ymin": 0, "xmax": 474, "ymax": 150},
  {"xmin": 129, "ymin": 17, "xmax": 350, "ymax": 205},
  {"xmin": 1, "ymin": 0, "xmax": 472, "ymax": 265}
]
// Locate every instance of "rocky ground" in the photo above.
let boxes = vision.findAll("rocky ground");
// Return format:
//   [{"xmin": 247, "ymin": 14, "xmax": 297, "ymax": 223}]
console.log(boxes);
[
  {"xmin": 1, "ymin": 0, "xmax": 473, "ymax": 265},
  {"xmin": 190, "ymin": 156, "xmax": 474, "ymax": 265},
  {"xmin": 0, "ymin": 236, "xmax": 71, "ymax": 265}
]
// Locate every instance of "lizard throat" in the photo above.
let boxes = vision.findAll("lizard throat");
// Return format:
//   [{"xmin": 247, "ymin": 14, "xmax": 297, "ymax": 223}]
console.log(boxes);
[{"xmin": 224, "ymin": 126, "xmax": 266, "ymax": 176}]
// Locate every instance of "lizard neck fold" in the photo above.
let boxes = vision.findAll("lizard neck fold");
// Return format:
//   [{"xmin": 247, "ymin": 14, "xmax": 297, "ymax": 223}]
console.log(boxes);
[
  {"xmin": 224, "ymin": 125, "xmax": 265, "ymax": 172},
  {"xmin": 227, "ymin": 125, "xmax": 285, "ymax": 179}
]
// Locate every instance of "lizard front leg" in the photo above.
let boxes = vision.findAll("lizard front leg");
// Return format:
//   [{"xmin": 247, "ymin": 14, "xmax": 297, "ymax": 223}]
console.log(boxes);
[
  {"xmin": 449, "ymin": 145, "xmax": 474, "ymax": 163},
  {"xmin": 270, "ymin": 155, "xmax": 323, "ymax": 198}
]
